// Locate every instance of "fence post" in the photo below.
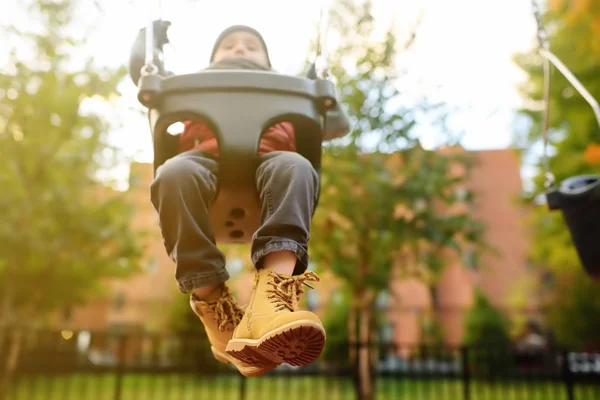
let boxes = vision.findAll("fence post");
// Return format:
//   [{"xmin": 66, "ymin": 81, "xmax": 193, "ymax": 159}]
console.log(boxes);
[
  {"xmin": 461, "ymin": 346, "xmax": 471, "ymax": 400},
  {"xmin": 239, "ymin": 374, "xmax": 247, "ymax": 400},
  {"xmin": 562, "ymin": 349, "xmax": 575, "ymax": 400},
  {"xmin": 353, "ymin": 341, "xmax": 360, "ymax": 400},
  {"xmin": 114, "ymin": 335, "xmax": 126, "ymax": 400}
]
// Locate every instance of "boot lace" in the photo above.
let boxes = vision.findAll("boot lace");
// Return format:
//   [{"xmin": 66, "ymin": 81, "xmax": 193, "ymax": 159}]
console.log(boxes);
[
  {"xmin": 266, "ymin": 271, "xmax": 320, "ymax": 312},
  {"xmin": 194, "ymin": 286, "xmax": 244, "ymax": 332}
]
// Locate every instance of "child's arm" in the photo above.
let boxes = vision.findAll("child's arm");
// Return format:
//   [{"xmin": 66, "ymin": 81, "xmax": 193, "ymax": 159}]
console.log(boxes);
[{"xmin": 129, "ymin": 20, "xmax": 174, "ymax": 85}]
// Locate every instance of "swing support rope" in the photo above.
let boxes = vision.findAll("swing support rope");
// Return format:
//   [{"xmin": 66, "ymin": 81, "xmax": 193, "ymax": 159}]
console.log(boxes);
[{"xmin": 531, "ymin": 0, "xmax": 600, "ymax": 189}]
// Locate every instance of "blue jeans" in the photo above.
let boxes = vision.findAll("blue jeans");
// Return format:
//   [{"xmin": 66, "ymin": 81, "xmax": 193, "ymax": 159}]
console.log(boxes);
[{"xmin": 150, "ymin": 150, "xmax": 319, "ymax": 293}]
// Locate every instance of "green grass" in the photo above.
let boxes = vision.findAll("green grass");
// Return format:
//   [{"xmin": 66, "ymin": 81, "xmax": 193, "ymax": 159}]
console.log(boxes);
[{"xmin": 7, "ymin": 373, "xmax": 600, "ymax": 400}]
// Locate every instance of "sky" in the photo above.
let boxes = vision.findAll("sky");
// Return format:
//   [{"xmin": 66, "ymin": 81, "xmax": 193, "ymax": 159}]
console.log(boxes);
[{"xmin": 1, "ymin": 0, "xmax": 542, "ymax": 186}]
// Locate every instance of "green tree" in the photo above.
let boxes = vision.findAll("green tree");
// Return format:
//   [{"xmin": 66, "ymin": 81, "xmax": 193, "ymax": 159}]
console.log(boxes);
[
  {"xmin": 514, "ymin": 0, "xmax": 600, "ymax": 346},
  {"xmin": 546, "ymin": 269, "xmax": 600, "ymax": 349},
  {"xmin": 320, "ymin": 286, "xmax": 353, "ymax": 365},
  {"xmin": 463, "ymin": 291, "xmax": 511, "ymax": 346},
  {"xmin": 463, "ymin": 291, "xmax": 512, "ymax": 377},
  {"xmin": 163, "ymin": 288, "xmax": 219, "ymax": 372},
  {"xmin": 0, "ymin": 1, "xmax": 142, "ymax": 396},
  {"xmin": 310, "ymin": 1, "xmax": 485, "ymax": 398}
]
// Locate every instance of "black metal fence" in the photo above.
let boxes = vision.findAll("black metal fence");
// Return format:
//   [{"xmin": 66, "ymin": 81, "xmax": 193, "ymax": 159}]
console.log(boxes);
[{"xmin": 0, "ymin": 328, "xmax": 598, "ymax": 400}]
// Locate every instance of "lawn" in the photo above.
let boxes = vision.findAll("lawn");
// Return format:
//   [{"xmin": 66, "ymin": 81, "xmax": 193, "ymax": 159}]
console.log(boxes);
[{"xmin": 6, "ymin": 373, "xmax": 600, "ymax": 400}]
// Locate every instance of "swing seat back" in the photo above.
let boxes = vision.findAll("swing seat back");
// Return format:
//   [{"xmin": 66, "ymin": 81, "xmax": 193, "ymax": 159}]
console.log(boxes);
[
  {"xmin": 137, "ymin": 70, "xmax": 336, "ymax": 244},
  {"xmin": 547, "ymin": 175, "xmax": 600, "ymax": 280}
]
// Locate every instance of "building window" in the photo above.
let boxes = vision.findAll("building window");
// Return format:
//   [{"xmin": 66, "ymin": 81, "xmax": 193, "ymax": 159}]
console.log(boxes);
[
  {"xmin": 462, "ymin": 249, "xmax": 479, "ymax": 270},
  {"xmin": 62, "ymin": 306, "xmax": 73, "ymax": 322},
  {"xmin": 455, "ymin": 186, "xmax": 469, "ymax": 202},
  {"xmin": 430, "ymin": 288, "xmax": 439, "ymax": 308},
  {"xmin": 376, "ymin": 291, "xmax": 389, "ymax": 309},
  {"xmin": 114, "ymin": 292, "xmax": 126, "ymax": 313},
  {"xmin": 145, "ymin": 256, "xmax": 158, "ymax": 274},
  {"xmin": 129, "ymin": 173, "xmax": 141, "ymax": 188},
  {"xmin": 380, "ymin": 322, "xmax": 394, "ymax": 341}
]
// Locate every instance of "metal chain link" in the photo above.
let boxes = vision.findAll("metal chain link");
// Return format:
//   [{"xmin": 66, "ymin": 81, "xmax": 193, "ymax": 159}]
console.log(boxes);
[
  {"xmin": 531, "ymin": 0, "xmax": 550, "ymax": 50},
  {"xmin": 316, "ymin": 0, "xmax": 332, "ymax": 79},
  {"xmin": 531, "ymin": 0, "xmax": 555, "ymax": 188},
  {"xmin": 141, "ymin": 1, "xmax": 161, "ymax": 77}
]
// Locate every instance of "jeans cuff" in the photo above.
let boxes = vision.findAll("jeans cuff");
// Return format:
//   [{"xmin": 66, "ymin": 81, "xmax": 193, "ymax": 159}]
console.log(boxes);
[
  {"xmin": 177, "ymin": 269, "xmax": 230, "ymax": 294},
  {"xmin": 252, "ymin": 239, "xmax": 309, "ymax": 274}
]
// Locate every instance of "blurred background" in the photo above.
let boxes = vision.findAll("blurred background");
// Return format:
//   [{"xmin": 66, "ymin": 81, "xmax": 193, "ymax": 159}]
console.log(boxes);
[{"xmin": 0, "ymin": 0, "xmax": 599, "ymax": 399}]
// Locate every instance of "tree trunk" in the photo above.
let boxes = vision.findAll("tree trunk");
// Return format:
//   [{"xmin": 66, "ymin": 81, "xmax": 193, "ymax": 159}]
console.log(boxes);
[
  {"xmin": 0, "ymin": 329, "xmax": 23, "ymax": 400},
  {"xmin": 348, "ymin": 301, "xmax": 358, "ymax": 362},
  {"xmin": 0, "ymin": 279, "xmax": 16, "ymax": 400},
  {"xmin": 0, "ymin": 275, "xmax": 37, "ymax": 400},
  {"xmin": 0, "ymin": 263, "xmax": 17, "ymax": 328},
  {"xmin": 357, "ymin": 294, "xmax": 374, "ymax": 400}
]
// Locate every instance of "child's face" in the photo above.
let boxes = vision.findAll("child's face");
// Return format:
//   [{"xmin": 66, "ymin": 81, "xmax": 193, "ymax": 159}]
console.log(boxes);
[{"xmin": 212, "ymin": 31, "xmax": 269, "ymax": 68}]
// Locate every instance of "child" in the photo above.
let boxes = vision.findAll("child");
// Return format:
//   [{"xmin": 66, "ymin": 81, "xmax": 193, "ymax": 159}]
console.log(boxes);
[{"xmin": 129, "ymin": 23, "xmax": 350, "ymax": 377}]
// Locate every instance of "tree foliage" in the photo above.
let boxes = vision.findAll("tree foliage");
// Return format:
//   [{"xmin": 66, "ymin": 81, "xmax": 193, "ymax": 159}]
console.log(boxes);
[
  {"xmin": 0, "ymin": 0, "xmax": 142, "ymax": 325},
  {"xmin": 463, "ymin": 291, "xmax": 512, "ymax": 376},
  {"xmin": 545, "ymin": 269, "xmax": 600, "ymax": 349},
  {"xmin": 463, "ymin": 291, "xmax": 511, "ymax": 347}
]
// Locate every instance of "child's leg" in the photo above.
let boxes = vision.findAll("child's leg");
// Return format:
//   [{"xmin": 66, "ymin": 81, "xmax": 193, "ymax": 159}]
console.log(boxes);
[
  {"xmin": 150, "ymin": 150, "xmax": 278, "ymax": 377},
  {"xmin": 150, "ymin": 150, "xmax": 229, "ymax": 296},
  {"xmin": 251, "ymin": 151, "xmax": 319, "ymax": 275},
  {"xmin": 261, "ymin": 251, "xmax": 296, "ymax": 275},
  {"xmin": 226, "ymin": 151, "xmax": 325, "ymax": 369}
]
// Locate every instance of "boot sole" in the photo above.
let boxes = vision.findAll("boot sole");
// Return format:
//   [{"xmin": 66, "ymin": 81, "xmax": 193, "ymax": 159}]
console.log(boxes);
[
  {"xmin": 211, "ymin": 346, "xmax": 278, "ymax": 377},
  {"xmin": 225, "ymin": 320, "xmax": 326, "ymax": 368}
]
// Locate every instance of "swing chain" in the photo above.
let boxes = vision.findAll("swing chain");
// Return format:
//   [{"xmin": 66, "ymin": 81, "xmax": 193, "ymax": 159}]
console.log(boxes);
[
  {"xmin": 315, "ymin": 0, "xmax": 332, "ymax": 79},
  {"xmin": 531, "ymin": 0, "xmax": 550, "ymax": 51},
  {"xmin": 531, "ymin": 0, "xmax": 555, "ymax": 189},
  {"xmin": 141, "ymin": 2, "xmax": 161, "ymax": 77},
  {"xmin": 542, "ymin": 58, "xmax": 555, "ymax": 189}
]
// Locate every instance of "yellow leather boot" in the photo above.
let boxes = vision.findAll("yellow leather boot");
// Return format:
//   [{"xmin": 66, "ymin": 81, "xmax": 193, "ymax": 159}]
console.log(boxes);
[
  {"xmin": 190, "ymin": 284, "xmax": 278, "ymax": 376},
  {"xmin": 225, "ymin": 270, "xmax": 326, "ymax": 368}
]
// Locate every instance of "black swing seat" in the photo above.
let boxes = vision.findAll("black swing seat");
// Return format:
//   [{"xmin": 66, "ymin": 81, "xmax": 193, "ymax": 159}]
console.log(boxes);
[
  {"xmin": 137, "ymin": 70, "xmax": 337, "ymax": 244},
  {"xmin": 546, "ymin": 175, "xmax": 600, "ymax": 280}
]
